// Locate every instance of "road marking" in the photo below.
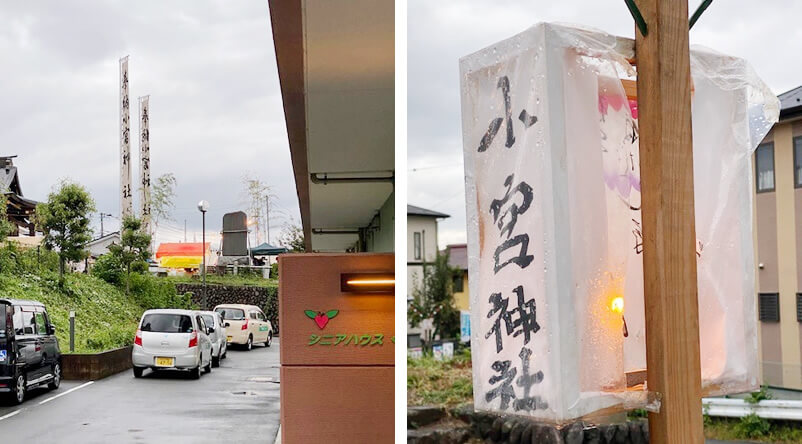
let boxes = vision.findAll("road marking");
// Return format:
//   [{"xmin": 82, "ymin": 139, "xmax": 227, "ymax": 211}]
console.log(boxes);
[
  {"xmin": 0, "ymin": 409, "xmax": 23, "ymax": 421},
  {"xmin": 38, "ymin": 381, "xmax": 94, "ymax": 405}
]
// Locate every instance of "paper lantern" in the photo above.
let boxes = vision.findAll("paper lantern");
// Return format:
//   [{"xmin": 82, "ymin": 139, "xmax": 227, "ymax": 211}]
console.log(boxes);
[{"xmin": 460, "ymin": 22, "xmax": 778, "ymax": 423}]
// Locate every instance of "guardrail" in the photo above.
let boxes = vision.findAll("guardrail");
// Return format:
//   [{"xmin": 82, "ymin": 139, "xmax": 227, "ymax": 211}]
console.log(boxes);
[{"xmin": 703, "ymin": 397, "xmax": 802, "ymax": 421}]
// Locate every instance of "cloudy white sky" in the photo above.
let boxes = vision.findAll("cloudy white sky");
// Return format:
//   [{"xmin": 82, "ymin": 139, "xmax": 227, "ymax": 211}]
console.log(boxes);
[
  {"xmin": 409, "ymin": 0, "xmax": 802, "ymax": 249},
  {"xmin": 0, "ymin": 1, "xmax": 298, "ymax": 248}
]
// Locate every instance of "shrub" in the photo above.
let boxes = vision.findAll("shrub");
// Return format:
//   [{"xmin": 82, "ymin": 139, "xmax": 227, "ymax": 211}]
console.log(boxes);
[
  {"xmin": 129, "ymin": 273, "xmax": 189, "ymax": 310},
  {"xmin": 91, "ymin": 253, "xmax": 124, "ymax": 285},
  {"xmin": 262, "ymin": 284, "xmax": 279, "ymax": 334},
  {"xmin": 734, "ymin": 413, "xmax": 771, "ymax": 438}
]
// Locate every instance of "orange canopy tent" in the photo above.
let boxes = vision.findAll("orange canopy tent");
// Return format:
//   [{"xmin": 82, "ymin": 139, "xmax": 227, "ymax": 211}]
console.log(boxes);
[{"xmin": 155, "ymin": 242, "xmax": 210, "ymax": 269}]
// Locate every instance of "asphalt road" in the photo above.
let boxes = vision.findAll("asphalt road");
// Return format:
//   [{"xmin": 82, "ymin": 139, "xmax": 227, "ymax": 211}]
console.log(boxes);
[{"xmin": 0, "ymin": 340, "xmax": 280, "ymax": 443}]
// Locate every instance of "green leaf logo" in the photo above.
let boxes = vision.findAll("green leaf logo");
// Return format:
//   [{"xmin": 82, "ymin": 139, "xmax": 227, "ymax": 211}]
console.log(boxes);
[
  {"xmin": 326, "ymin": 310, "xmax": 339, "ymax": 319},
  {"xmin": 304, "ymin": 310, "xmax": 317, "ymax": 319}
]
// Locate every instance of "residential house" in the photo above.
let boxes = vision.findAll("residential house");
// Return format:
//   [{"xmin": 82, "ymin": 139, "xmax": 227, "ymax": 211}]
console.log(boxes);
[
  {"xmin": 407, "ymin": 204, "xmax": 449, "ymax": 345},
  {"xmin": 86, "ymin": 232, "xmax": 121, "ymax": 260},
  {"xmin": 755, "ymin": 85, "xmax": 802, "ymax": 390},
  {"xmin": 444, "ymin": 243, "xmax": 469, "ymax": 312}
]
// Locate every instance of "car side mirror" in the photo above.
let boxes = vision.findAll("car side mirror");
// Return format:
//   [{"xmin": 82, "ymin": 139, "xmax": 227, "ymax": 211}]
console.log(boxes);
[
  {"xmin": 47, "ymin": 325, "xmax": 56, "ymax": 335},
  {"xmin": 207, "ymin": 327, "xmax": 215, "ymax": 334},
  {"xmin": 224, "ymin": 322, "xmax": 230, "ymax": 328}
]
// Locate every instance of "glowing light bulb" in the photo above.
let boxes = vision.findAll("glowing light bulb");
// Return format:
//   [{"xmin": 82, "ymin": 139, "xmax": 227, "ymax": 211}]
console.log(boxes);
[{"xmin": 610, "ymin": 296, "xmax": 624, "ymax": 314}]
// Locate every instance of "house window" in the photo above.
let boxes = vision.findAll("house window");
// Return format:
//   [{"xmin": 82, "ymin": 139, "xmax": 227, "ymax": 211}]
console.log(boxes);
[
  {"xmin": 758, "ymin": 293, "xmax": 780, "ymax": 322},
  {"xmin": 794, "ymin": 137, "xmax": 802, "ymax": 188},
  {"xmin": 453, "ymin": 273, "xmax": 464, "ymax": 293},
  {"xmin": 414, "ymin": 232, "xmax": 421, "ymax": 260},
  {"xmin": 756, "ymin": 143, "xmax": 775, "ymax": 192}
]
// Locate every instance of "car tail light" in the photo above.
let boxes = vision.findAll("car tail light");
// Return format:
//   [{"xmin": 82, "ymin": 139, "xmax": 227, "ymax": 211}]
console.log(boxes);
[
  {"xmin": 241, "ymin": 319, "xmax": 248, "ymax": 330},
  {"xmin": 134, "ymin": 330, "xmax": 142, "ymax": 346},
  {"xmin": 189, "ymin": 331, "xmax": 198, "ymax": 348}
]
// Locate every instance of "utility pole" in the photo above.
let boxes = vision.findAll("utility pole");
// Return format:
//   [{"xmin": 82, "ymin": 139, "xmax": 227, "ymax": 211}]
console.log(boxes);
[
  {"xmin": 265, "ymin": 194, "xmax": 271, "ymax": 244},
  {"xmin": 99, "ymin": 212, "xmax": 112, "ymax": 237},
  {"xmin": 635, "ymin": 1, "xmax": 703, "ymax": 442},
  {"xmin": 184, "ymin": 219, "xmax": 187, "ymax": 242}
]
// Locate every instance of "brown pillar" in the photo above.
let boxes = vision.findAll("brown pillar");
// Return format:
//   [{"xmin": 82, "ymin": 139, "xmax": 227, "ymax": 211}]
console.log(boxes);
[{"xmin": 635, "ymin": 0, "xmax": 704, "ymax": 442}]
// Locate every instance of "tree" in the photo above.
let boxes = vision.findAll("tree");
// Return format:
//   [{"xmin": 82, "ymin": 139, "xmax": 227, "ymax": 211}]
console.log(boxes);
[
  {"xmin": 278, "ymin": 221, "xmax": 305, "ymax": 252},
  {"xmin": 0, "ymin": 194, "xmax": 14, "ymax": 243},
  {"xmin": 151, "ymin": 173, "xmax": 177, "ymax": 227},
  {"xmin": 108, "ymin": 216, "xmax": 152, "ymax": 294},
  {"xmin": 408, "ymin": 253, "xmax": 460, "ymax": 344},
  {"xmin": 36, "ymin": 181, "xmax": 96, "ymax": 282}
]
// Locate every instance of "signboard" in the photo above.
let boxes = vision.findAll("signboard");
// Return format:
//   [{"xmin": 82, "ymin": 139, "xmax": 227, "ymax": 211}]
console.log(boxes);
[
  {"xmin": 139, "ymin": 95, "xmax": 151, "ymax": 235},
  {"xmin": 119, "ymin": 56, "xmax": 132, "ymax": 218},
  {"xmin": 460, "ymin": 310, "xmax": 471, "ymax": 343},
  {"xmin": 460, "ymin": 22, "xmax": 777, "ymax": 422},
  {"xmin": 221, "ymin": 211, "xmax": 248, "ymax": 256},
  {"xmin": 279, "ymin": 253, "xmax": 394, "ymax": 443}
]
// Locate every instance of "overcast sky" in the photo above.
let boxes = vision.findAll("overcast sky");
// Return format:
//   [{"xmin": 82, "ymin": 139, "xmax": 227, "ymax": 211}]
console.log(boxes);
[
  {"xmin": 409, "ymin": 0, "xmax": 802, "ymax": 249},
  {"xmin": 0, "ymin": 1, "xmax": 299, "ymax": 248}
]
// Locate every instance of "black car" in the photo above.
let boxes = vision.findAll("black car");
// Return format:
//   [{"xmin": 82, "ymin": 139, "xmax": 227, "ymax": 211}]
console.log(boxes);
[{"xmin": 0, "ymin": 299, "xmax": 61, "ymax": 404}]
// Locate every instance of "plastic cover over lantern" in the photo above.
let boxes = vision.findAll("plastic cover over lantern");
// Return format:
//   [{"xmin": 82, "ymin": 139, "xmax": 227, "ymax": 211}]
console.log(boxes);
[{"xmin": 460, "ymin": 22, "xmax": 778, "ymax": 423}]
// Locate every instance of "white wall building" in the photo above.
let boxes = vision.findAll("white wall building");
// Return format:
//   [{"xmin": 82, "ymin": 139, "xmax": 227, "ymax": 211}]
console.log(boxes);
[{"xmin": 407, "ymin": 204, "xmax": 449, "ymax": 345}]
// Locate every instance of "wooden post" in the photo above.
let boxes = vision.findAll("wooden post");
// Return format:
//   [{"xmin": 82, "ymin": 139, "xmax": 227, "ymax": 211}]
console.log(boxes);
[{"xmin": 635, "ymin": 1, "xmax": 704, "ymax": 442}]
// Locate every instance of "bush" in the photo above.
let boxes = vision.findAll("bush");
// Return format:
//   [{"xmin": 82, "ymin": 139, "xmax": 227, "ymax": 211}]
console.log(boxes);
[
  {"xmin": 0, "ymin": 243, "xmax": 60, "ymax": 275},
  {"xmin": 129, "ymin": 273, "xmax": 189, "ymax": 310},
  {"xmin": 91, "ymin": 253, "xmax": 124, "ymax": 285},
  {"xmin": 734, "ymin": 413, "xmax": 771, "ymax": 438},
  {"xmin": 262, "ymin": 284, "xmax": 279, "ymax": 334}
]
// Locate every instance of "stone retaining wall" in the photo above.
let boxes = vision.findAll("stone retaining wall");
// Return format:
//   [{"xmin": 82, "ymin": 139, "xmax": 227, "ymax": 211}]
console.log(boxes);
[
  {"xmin": 408, "ymin": 404, "xmax": 650, "ymax": 444},
  {"xmin": 175, "ymin": 283, "xmax": 279, "ymax": 333},
  {"xmin": 62, "ymin": 346, "xmax": 133, "ymax": 380}
]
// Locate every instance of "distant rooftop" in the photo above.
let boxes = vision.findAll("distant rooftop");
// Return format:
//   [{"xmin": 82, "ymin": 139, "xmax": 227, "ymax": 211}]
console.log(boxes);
[
  {"xmin": 444, "ymin": 243, "xmax": 468, "ymax": 270},
  {"xmin": 407, "ymin": 204, "xmax": 450, "ymax": 218},
  {"xmin": 779, "ymin": 85, "xmax": 802, "ymax": 119}
]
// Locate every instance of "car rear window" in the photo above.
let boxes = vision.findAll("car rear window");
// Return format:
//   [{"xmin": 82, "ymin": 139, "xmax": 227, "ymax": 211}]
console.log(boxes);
[
  {"xmin": 201, "ymin": 315, "xmax": 215, "ymax": 328},
  {"xmin": 215, "ymin": 308, "xmax": 245, "ymax": 320},
  {"xmin": 140, "ymin": 314, "xmax": 193, "ymax": 333}
]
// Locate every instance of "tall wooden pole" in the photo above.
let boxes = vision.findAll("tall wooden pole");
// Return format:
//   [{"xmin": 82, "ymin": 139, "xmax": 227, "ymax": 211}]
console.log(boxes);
[{"xmin": 635, "ymin": 1, "xmax": 704, "ymax": 442}]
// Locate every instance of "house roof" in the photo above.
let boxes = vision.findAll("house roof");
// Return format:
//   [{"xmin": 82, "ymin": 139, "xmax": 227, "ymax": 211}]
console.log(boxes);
[
  {"xmin": 88, "ymin": 231, "xmax": 120, "ymax": 246},
  {"xmin": 779, "ymin": 85, "xmax": 802, "ymax": 119},
  {"xmin": 0, "ymin": 158, "xmax": 22, "ymax": 196},
  {"xmin": 407, "ymin": 204, "xmax": 450, "ymax": 218},
  {"xmin": 445, "ymin": 243, "xmax": 468, "ymax": 270}
]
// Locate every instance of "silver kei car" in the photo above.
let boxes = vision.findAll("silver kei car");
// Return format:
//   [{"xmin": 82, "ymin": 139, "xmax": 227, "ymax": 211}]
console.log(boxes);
[
  {"xmin": 199, "ymin": 311, "xmax": 227, "ymax": 367},
  {"xmin": 132, "ymin": 309, "xmax": 213, "ymax": 379}
]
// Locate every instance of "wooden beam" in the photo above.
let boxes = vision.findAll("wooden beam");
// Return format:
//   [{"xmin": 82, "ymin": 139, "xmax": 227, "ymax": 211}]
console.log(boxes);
[{"xmin": 635, "ymin": 1, "xmax": 704, "ymax": 443}]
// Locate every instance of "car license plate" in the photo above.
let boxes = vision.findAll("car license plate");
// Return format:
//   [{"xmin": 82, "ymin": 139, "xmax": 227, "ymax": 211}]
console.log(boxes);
[
  {"xmin": 227, "ymin": 336, "xmax": 233, "ymax": 342},
  {"xmin": 155, "ymin": 357, "xmax": 174, "ymax": 367}
]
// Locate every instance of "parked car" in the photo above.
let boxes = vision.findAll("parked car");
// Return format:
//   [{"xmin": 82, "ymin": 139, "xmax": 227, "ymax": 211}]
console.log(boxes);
[
  {"xmin": 0, "ymin": 298, "xmax": 61, "ymax": 404},
  {"xmin": 199, "ymin": 311, "xmax": 227, "ymax": 367},
  {"xmin": 132, "ymin": 309, "xmax": 213, "ymax": 379},
  {"xmin": 213, "ymin": 304, "xmax": 272, "ymax": 350}
]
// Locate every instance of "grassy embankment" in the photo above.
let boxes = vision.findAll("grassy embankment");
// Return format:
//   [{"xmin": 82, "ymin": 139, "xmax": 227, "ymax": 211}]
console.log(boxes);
[{"xmin": 0, "ymin": 245, "xmax": 188, "ymax": 353}]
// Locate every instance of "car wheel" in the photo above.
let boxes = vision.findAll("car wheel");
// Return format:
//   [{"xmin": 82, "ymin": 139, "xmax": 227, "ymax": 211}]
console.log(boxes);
[
  {"xmin": 246, "ymin": 335, "xmax": 253, "ymax": 351},
  {"xmin": 266, "ymin": 332, "xmax": 272, "ymax": 348},
  {"xmin": 204, "ymin": 357, "xmax": 212, "ymax": 373},
  {"xmin": 133, "ymin": 367, "xmax": 144, "ymax": 378},
  {"xmin": 48, "ymin": 363, "xmax": 61, "ymax": 389},
  {"xmin": 190, "ymin": 365, "xmax": 201, "ymax": 380},
  {"xmin": 221, "ymin": 344, "xmax": 227, "ymax": 359},
  {"xmin": 12, "ymin": 374, "xmax": 25, "ymax": 405},
  {"xmin": 212, "ymin": 355, "xmax": 220, "ymax": 368}
]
